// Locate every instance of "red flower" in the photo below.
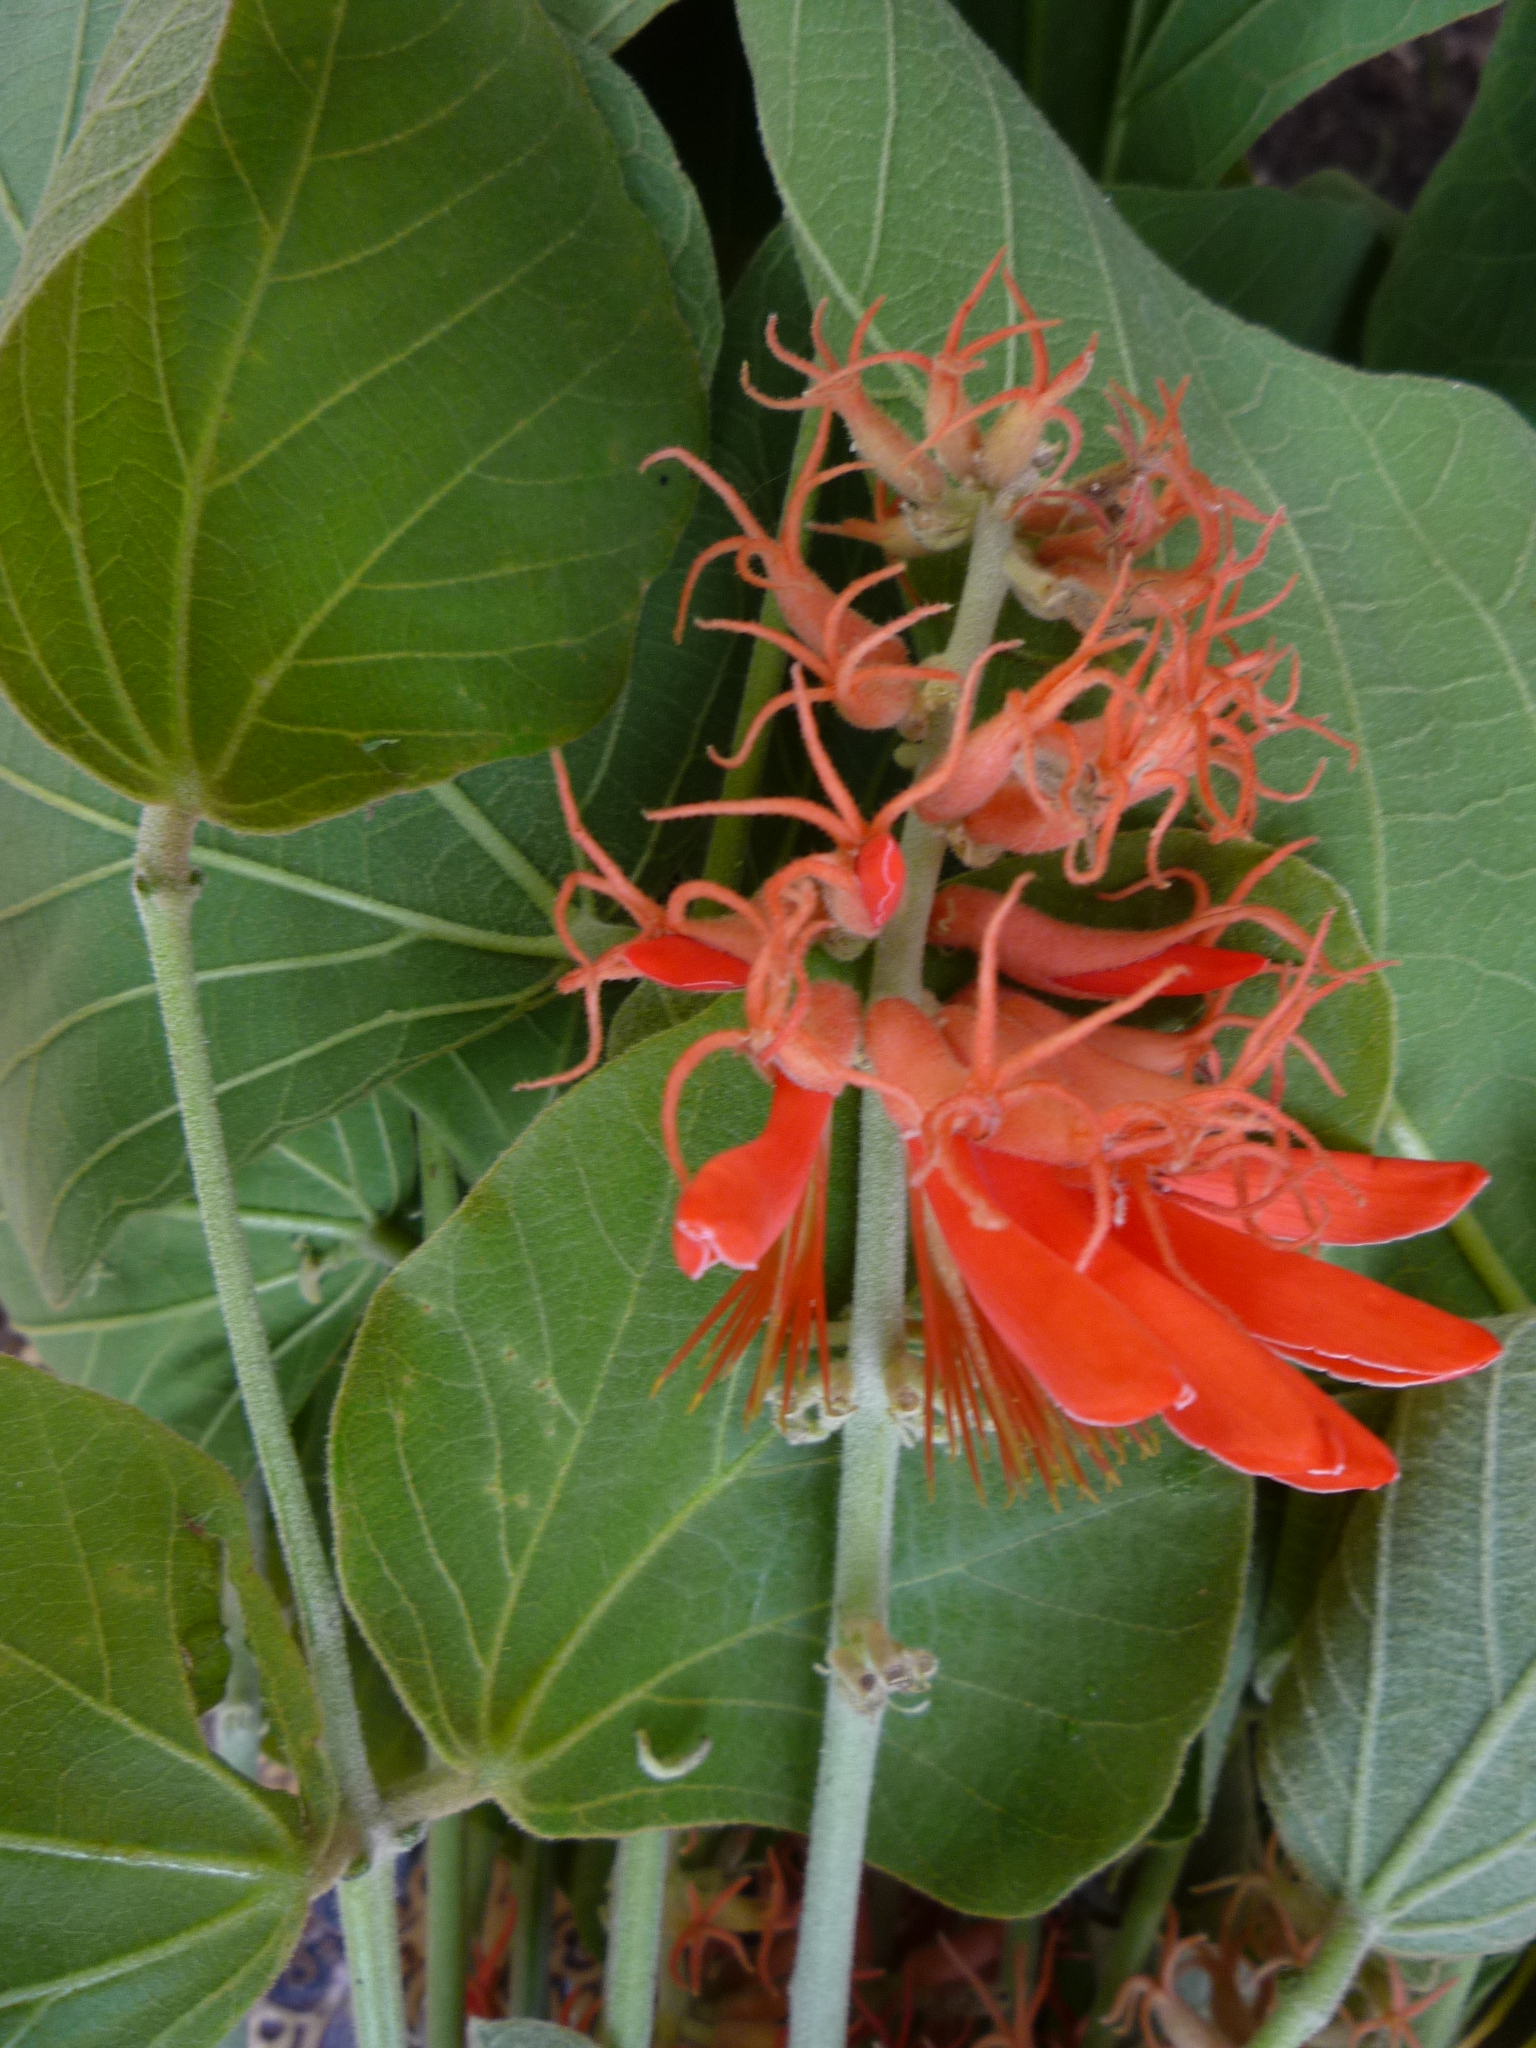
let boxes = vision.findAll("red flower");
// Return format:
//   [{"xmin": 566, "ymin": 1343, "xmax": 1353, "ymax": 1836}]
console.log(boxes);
[{"xmin": 866, "ymin": 886, "xmax": 1497, "ymax": 1493}]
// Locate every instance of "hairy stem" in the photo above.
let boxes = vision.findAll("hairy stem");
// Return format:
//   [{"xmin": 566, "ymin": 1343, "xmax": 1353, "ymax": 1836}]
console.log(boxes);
[
  {"xmin": 338, "ymin": 1857, "xmax": 410, "ymax": 2048},
  {"xmin": 787, "ymin": 504, "xmax": 1017, "ymax": 2048},
  {"xmin": 1245, "ymin": 1904, "xmax": 1373, "ymax": 2048},
  {"xmin": 133, "ymin": 805, "xmax": 404, "ymax": 2048},
  {"xmin": 425, "ymin": 1814, "xmax": 467, "ymax": 2048},
  {"xmin": 604, "ymin": 1830, "xmax": 673, "ymax": 2048}
]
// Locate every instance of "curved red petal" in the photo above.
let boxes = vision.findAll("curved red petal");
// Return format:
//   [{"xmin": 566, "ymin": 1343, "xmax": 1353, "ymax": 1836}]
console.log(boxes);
[
  {"xmin": 1165, "ymin": 1354, "xmax": 1398, "ymax": 1492},
  {"xmin": 925, "ymin": 1163, "xmax": 1187, "ymax": 1426},
  {"xmin": 1056, "ymin": 943, "xmax": 1269, "ymax": 998},
  {"xmin": 673, "ymin": 1078, "xmax": 833, "ymax": 1276},
  {"xmin": 1136, "ymin": 1199, "xmax": 1501, "ymax": 1385},
  {"xmin": 1164, "ymin": 1153, "xmax": 1489, "ymax": 1246},
  {"xmin": 621, "ymin": 935, "xmax": 753, "ymax": 992},
  {"xmin": 856, "ymin": 832, "xmax": 906, "ymax": 930}
]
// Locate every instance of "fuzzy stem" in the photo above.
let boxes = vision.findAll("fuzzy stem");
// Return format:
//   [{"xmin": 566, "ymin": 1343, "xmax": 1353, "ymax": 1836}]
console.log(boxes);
[
  {"xmin": 1245, "ymin": 1904, "xmax": 1374, "ymax": 2048},
  {"xmin": 604, "ymin": 1830, "xmax": 673, "ymax": 2048},
  {"xmin": 1084, "ymin": 1840, "xmax": 1189, "ymax": 2047},
  {"xmin": 426, "ymin": 1813, "xmax": 467, "ymax": 2048},
  {"xmin": 133, "ymin": 805, "xmax": 404, "ymax": 2048},
  {"xmin": 1387, "ymin": 1105, "xmax": 1530, "ymax": 1313},
  {"xmin": 703, "ymin": 596, "xmax": 790, "ymax": 890},
  {"xmin": 338, "ymin": 1855, "xmax": 410, "ymax": 2048},
  {"xmin": 787, "ymin": 505, "xmax": 1017, "ymax": 2048}
]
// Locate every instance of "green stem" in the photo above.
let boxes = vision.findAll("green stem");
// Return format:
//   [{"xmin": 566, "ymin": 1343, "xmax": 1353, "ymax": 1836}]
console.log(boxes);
[
  {"xmin": 787, "ymin": 505, "xmax": 1018, "ymax": 2048},
  {"xmin": 1387, "ymin": 1105, "xmax": 1530, "ymax": 1313},
  {"xmin": 1084, "ymin": 1841, "xmax": 1189, "ymax": 2047},
  {"xmin": 703, "ymin": 598, "xmax": 791, "ymax": 891},
  {"xmin": 604, "ymin": 1830, "xmax": 672, "ymax": 2048},
  {"xmin": 426, "ymin": 1812, "xmax": 467, "ymax": 2048},
  {"xmin": 511, "ymin": 1835, "xmax": 559, "ymax": 2018},
  {"xmin": 338, "ymin": 1855, "xmax": 410, "ymax": 2048},
  {"xmin": 1245, "ymin": 1904, "xmax": 1374, "ymax": 2048},
  {"xmin": 133, "ymin": 805, "xmax": 404, "ymax": 2048}
]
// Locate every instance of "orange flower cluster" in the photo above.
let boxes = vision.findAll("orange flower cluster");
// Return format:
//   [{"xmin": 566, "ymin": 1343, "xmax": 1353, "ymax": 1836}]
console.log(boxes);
[{"xmin": 538, "ymin": 260, "xmax": 1497, "ymax": 1494}]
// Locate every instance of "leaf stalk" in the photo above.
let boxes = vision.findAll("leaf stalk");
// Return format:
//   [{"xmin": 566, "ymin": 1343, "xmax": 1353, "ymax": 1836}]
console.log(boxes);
[
  {"xmin": 133, "ymin": 804, "xmax": 406, "ymax": 2048},
  {"xmin": 605, "ymin": 1829, "xmax": 673, "ymax": 2048}
]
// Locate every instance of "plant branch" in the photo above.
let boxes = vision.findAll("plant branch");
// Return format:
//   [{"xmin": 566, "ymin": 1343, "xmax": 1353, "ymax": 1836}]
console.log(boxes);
[
  {"xmin": 133, "ymin": 804, "xmax": 405, "ymax": 2048},
  {"xmin": 787, "ymin": 503, "xmax": 1017, "ymax": 2048},
  {"xmin": 1084, "ymin": 1841, "xmax": 1189, "ymax": 2048},
  {"xmin": 1245, "ymin": 1904, "xmax": 1374, "ymax": 2048},
  {"xmin": 605, "ymin": 1830, "xmax": 673, "ymax": 2048}
]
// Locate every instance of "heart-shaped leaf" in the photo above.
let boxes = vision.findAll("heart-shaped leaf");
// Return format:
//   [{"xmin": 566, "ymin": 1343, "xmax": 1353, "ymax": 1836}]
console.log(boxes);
[
  {"xmin": 0, "ymin": 224, "xmax": 806, "ymax": 1303},
  {"xmin": 1261, "ymin": 1315, "xmax": 1536, "ymax": 1956},
  {"xmin": 1365, "ymin": 0, "xmax": 1536, "ymax": 424},
  {"xmin": 1103, "ymin": 0, "xmax": 1487, "ymax": 187},
  {"xmin": 0, "ymin": 1095, "xmax": 413, "ymax": 1476},
  {"xmin": 0, "ymin": 0, "xmax": 705, "ymax": 828},
  {"xmin": 332, "ymin": 1010, "xmax": 1248, "ymax": 1914},
  {"xmin": 735, "ymin": 0, "xmax": 1536, "ymax": 1304},
  {"xmin": 0, "ymin": 1356, "xmax": 336, "ymax": 2042}
]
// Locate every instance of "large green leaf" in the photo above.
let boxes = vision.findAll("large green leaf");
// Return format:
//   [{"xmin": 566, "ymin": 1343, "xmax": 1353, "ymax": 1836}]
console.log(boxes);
[
  {"xmin": 0, "ymin": 0, "xmax": 704, "ymax": 829},
  {"xmin": 0, "ymin": 223, "xmax": 806, "ymax": 1304},
  {"xmin": 0, "ymin": 1357, "xmax": 335, "ymax": 2044},
  {"xmin": 332, "ymin": 1010, "xmax": 1248, "ymax": 1914},
  {"xmin": 1261, "ymin": 1316, "xmax": 1536, "ymax": 1957},
  {"xmin": 0, "ymin": 1095, "xmax": 412, "ymax": 1476},
  {"xmin": 1365, "ymin": 0, "xmax": 1536, "ymax": 424},
  {"xmin": 1111, "ymin": 183, "xmax": 1388, "ymax": 355},
  {"xmin": 735, "ymin": 0, "xmax": 1536, "ymax": 1308},
  {"xmin": 0, "ymin": 0, "xmax": 126, "ymax": 299},
  {"xmin": 542, "ymin": 0, "xmax": 673, "ymax": 54},
  {"xmin": 1103, "ymin": 1, "xmax": 1488, "ymax": 187}
]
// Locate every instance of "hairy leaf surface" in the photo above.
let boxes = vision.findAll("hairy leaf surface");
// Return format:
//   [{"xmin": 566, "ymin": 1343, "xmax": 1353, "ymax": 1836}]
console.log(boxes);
[
  {"xmin": 1365, "ymin": 0, "xmax": 1536, "ymax": 424},
  {"xmin": 0, "ymin": 0, "xmax": 704, "ymax": 827},
  {"xmin": 1105, "ymin": 0, "xmax": 1488, "ymax": 187},
  {"xmin": 0, "ymin": 1095, "xmax": 412, "ymax": 1476},
  {"xmin": 1262, "ymin": 1316, "xmax": 1536, "ymax": 1955},
  {"xmin": 736, "ymin": 0, "xmax": 1536, "ymax": 1300},
  {"xmin": 0, "ymin": 1358, "xmax": 335, "ymax": 2044},
  {"xmin": 333, "ymin": 1012, "xmax": 1248, "ymax": 1913},
  {"xmin": 0, "ymin": 228, "xmax": 806, "ymax": 1301},
  {"xmin": 0, "ymin": 0, "xmax": 127, "ymax": 299}
]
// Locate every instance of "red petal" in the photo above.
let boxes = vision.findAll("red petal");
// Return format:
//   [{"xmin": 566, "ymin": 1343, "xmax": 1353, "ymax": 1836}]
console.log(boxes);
[
  {"xmin": 974, "ymin": 1152, "xmax": 1397, "ymax": 1490},
  {"xmin": 1056, "ymin": 943, "xmax": 1269, "ymax": 997},
  {"xmin": 856, "ymin": 832, "xmax": 905, "ymax": 930},
  {"xmin": 673, "ymin": 1079, "xmax": 832, "ymax": 1277},
  {"xmin": 924, "ymin": 1163, "xmax": 1187, "ymax": 1426},
  {"xmin": 1133, "ymin": 1199, "xmax": 1501, "ymax": 1386},
  {"xmin": 1164, "ymin": 1152, "xmax": 1489, "ymax": 1246},
  {"xmin": 620, "ymin": 935, "xmax": 752, "ymax": 992}
]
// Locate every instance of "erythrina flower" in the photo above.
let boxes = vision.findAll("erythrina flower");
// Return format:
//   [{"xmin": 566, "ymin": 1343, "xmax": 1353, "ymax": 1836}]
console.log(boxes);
[{"xmin": 865, "ymin": 883, "xmax": 1498, "ymax": 1493}]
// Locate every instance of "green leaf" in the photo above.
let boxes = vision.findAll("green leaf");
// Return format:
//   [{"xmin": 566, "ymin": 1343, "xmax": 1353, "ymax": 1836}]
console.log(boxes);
[
  {"xmin": 332, "ymin": 1009, "xmax": 1248, "ymax": 1914},
  {"xmin": 1364, "ymin": 0, "xmax": 1536, "ymax": 424},
  {"xmin": 564, "ymin": 36, "xmax": 721, "ymax": 379},
  {"xmin": 1110, "ymin": 184, "xmax": 1388, "ymax": 356},
  {"xmin": 0, "ymin": 1095, "xmax": 412, "ymax": 1477},
  {"xmin": 0, "ymin": 1357, "xmax": 336, "ymax": 2044},
  {"xmin": 0, "ymin": 0, "xmax": 126, "ymax": 299},
  {"xmin": 0, "ymin": 220, "xmax": 806, "ymax": 1302},
  {"xmin": 1104, "ymin": 0, "xmax": 1488, "ymax": 187},
  {"xmin": 735, "ymin": 0, "xmax": 1536, "ymax": 1304},
  {"xmin": 540, "ymin": 0, "xmax": 673, "ymax": 56},
  {"xmin": 1261, "ymin": 1315, "xmax": 1536, "ymax": 1956},
  {"xmin": 0, "ymin": 0, "xmax": 704, "ymax": 828}
]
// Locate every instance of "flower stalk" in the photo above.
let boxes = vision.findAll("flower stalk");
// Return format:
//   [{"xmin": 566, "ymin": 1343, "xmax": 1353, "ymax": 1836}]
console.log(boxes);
[
  {"xmin": 1243, "ymin": 1904, "xmax": 1374, "ymax": 2048},
  {"xmin": 133, "ymin": 805, "xmax": 406, "ymax": 2048},
  {"xmin": 605, "ymin": 1829, "xmax": 673, "ymax": 2048},
  {"xmin": 787, "ymin": 505, "xmax": 1018, "ymax": 2048}
]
